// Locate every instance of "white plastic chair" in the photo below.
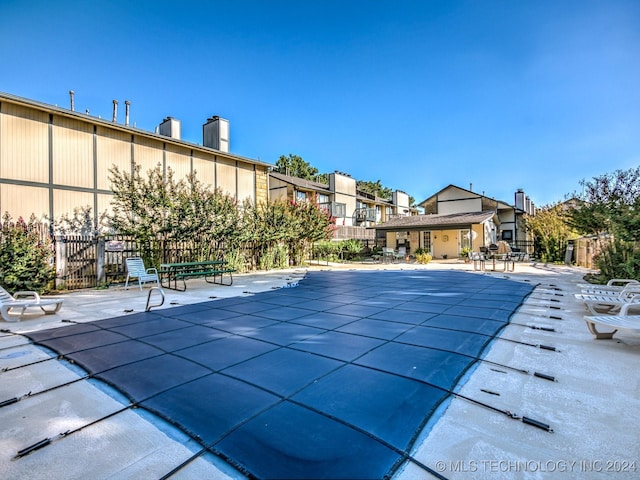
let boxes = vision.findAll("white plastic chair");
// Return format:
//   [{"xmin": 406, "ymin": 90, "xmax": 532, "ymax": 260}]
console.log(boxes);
[
  {"xmin": 395, "ymin": 246, "xmax": 407, "ymax": 261},
  {"xmin": 125, "ymin": 257, "xmax": 160, "ymax": 290},
  {"xmin": 469, "ymin": 251, "xmax": 485, "ymax": 271}
]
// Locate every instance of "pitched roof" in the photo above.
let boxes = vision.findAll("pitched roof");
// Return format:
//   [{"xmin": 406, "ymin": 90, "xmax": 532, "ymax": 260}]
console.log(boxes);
[
  {"xmin": 418, "ymin": 184, "xmax": 512, "ymax": 210},
  {"xmin": 372, "ymin": 211, "xmax": 497, "ymax": 231},
  {"xmin": 269, "ymin": 172, "xmax": 330, "ymax": 192}
]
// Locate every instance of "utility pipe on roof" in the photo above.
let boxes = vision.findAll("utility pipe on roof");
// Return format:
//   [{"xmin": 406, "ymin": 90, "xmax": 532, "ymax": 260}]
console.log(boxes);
[
  {"xmin": 124, "ymin": 100, "xmax": 130, "ymax": 126},
  {"xmin": 69, "ymin": 90, "xmax": 74, "ymax": 111},
  {"xmin": 112, "ymin": 99, "xmax": 118, "ymax": 122}
]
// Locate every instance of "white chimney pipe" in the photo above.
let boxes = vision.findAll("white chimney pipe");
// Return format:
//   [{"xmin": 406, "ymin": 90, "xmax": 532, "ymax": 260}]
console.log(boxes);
[
  {"xmin": 124, "ymin": 100, "xmax": 130, "ymax": 126},
  {"xmin": 112, "ymin": 99, "xmax": 118, "ymax": 122},
  {"xmin": 69, "ymin": 90, "xmax": 75, "ymax": 111}
]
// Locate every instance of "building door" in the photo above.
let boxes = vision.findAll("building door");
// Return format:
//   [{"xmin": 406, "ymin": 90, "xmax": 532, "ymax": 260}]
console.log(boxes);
[
  {"xmin": 422, "ymin": 231, "xmax": 432, "ymax": 254},
  {"xmin": 460, "ymin": 229, "xmax": 471, "ymax": 250}
]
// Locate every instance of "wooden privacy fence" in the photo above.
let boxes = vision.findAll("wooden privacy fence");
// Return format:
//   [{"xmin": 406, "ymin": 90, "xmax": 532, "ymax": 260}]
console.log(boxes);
[
  {"xmin": 333, "ymin": 225, "xmax": 375, "ymax": 241},
  {"xmin": 53, "ymin": 235, "xmax": 263, "ymax": 290}
]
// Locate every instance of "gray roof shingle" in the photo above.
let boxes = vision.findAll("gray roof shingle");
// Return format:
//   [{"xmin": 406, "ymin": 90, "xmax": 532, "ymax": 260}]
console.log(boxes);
[{"xmin": 373, "ymin": 211, "xmax": 497, "ymax": 230}]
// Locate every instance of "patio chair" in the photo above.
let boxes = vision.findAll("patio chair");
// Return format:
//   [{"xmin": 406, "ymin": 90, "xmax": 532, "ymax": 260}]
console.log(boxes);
[
  {"xmin": 125, "ymin": 257, "xmax": 160, "ymax": 290},
  {"xmin": 575, "ymin": 286, "xmax": 640, "ymax": 315},
  {"xmin": 394, "ymin": 246, "xmax": 407, "ymax": 262},
  {"xmin": 469, "ymin": 251, "xmax": 485, "ymax": 271},
  {"xmin": 0, "ymin": 286, "xmax": 63, "ymax": 322},
  {"xmin": 584, "ymin": 301, "xmax": 640, "ymax": 339},
  {"xmin": 382, "ymin": 247, "xmax": 396, "ymax": 264}
]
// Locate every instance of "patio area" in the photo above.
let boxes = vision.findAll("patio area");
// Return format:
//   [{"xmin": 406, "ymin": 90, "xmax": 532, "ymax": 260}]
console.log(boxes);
[{"xmin": 1, "ymin": 261, "xmax": 638, "ymax": 479}]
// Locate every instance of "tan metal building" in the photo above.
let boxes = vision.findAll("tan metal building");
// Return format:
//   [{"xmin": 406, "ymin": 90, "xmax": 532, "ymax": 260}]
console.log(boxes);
[{"xmin": 0, "ymin": 92, "xmax": 271, "ymax": 225}]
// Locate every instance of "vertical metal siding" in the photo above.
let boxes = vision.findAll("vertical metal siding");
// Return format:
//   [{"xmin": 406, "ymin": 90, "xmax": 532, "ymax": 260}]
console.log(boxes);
[
  {"xmin": 165, "ymin": 144, "xmax": 191, "ymax": 180},
  {"xmin": 52, "ymin": 189, "xmax": 93, "ymax": 220},
  {"xmin": 216, "ymin": 157, "xmax": 236, "ymax": 197},
  {"xmin": 52, "ymin": 116, "xmax": 94, "ymax": 187},
  {"xmin": 96, "ymin": 127, "xmax": 131, "ymax": 190},
  {"xmin": 133, "ymin": 136, "xmax": 163, "ymax": 173},
  {"xmin": 0, "ymin": 184, "xmax": 49, "ymax": 221},
  {"xmin": 0, "ymin": 103, "xmax": 49, "ymax": 182},
  {"xmin": 97, "ymin": 193, "xmax": 113, "ymax": 221},
  {"xmin": 0, "ymin": 97, "xmax": 269, "ymax": 223},
  {"xmin": 193, "ymin": 151, "xmax": 216, "ymax": 189},
  {"xmin": 237, "ymin": 162, "xmax": 255, "ymax": 203}
]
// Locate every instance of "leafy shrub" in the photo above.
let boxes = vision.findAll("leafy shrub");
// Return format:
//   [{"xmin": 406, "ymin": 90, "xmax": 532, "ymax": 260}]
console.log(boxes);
[
  {"xmin": 314, "ymin": 241, "xmax": 341, "ymax": 262},
  {"xmin": 459, "ymin": 247, "xmax": 473, "ymax": 258},
  {"xmin": 0, "ymin": 214, "xmax": 55, "ymax": 293},
  {"xmin": 593, "ymin": 239, "xmax": 640, "ymax": 281},
  {"xmin": 341, "ymin": 239, "xmax": 363, "ymax": 260},
  {"xmin": 223, "ymin": 249, "xmax": 249, "ymax": 273},
  {"xmin": 109, "ymin": 164, "xmax": 334, "ymax": 270},
  {"xmin": 415, "ymin": 252, "xmax": 432, "ymax": 264}
]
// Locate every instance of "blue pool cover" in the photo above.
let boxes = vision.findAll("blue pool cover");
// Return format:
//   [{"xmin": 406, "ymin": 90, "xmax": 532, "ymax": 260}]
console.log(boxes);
[{"xmin": 26, "ymin": 270, "xmax": 534, "ymax": 479}]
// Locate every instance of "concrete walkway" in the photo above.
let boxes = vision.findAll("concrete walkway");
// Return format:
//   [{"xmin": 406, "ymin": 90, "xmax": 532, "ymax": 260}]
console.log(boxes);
[{"xmin": 1, "ymin": 261, "xmax": 638, "ymax": 479}]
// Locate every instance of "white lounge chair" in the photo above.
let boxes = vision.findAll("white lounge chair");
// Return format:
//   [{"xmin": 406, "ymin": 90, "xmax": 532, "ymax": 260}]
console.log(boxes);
[
  {"xmin": 575, "ymin": 286, "xmax": 640, "ymax": 315},
  {"xmin": 0, "ymin": 286, "xmax": 63, "ymax": 322},
  {"xmin": 584, "ymin": 302, "xmax": 640, "ymax": 339},
  {"xmin": 578, "ymin": 278, "xmax": 639, "ymax": 295},
  {"xmin": 125, "ymin": 257, "xmax": 160, "ymax": 290}
]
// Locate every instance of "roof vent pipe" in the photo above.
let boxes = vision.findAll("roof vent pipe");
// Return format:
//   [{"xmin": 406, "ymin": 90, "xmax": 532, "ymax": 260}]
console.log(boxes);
[
  {"xmin": 124, "ymin": 100, "xmax": 130, "ymax": 126},
  {"xmin": 69, "ymin": 90, "xmax": 75, "ymax": 111},
  {"xmin": 112, "ymin": 99, "xmax": 118, "ymax": 122}
]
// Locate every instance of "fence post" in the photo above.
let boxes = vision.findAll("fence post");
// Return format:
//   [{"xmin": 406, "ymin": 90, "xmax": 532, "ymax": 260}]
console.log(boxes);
[
  {"xmin": 55, "ymin": 236, "xmax": 67, "ymax": 290},
  {"xmin": 96, "ymin": 236, "xmax": 106, "ymax": 285}
]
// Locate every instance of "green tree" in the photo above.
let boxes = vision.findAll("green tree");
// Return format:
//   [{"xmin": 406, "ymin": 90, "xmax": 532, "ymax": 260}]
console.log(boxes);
[
  {"xmin": 274, "ymin": 154, "xmax": 319, "ymax": 180},
  {"xmin": 524, "ymin": 203, "xmax": 577, "ymax": 263},
  {"xmin": 570, "ymin": 167, "xmax": 640, "ymax": 241},
  {"xmin": 109, "ymin": 162, "xmax": 334, "ymax": 271},
  {"xmin": 108, "ymin": 163, "xmax": 241, "ymax": 266},
  {"xmin": 315, "ymin": 172, "xmax": 329, "ymax": 184},
  {"xmin": 568, "ymin": 167, "xmax": 640, "ymax": 280},
  {"xmin": 356, "ymin": 179, "xmax": 392, "ymax": 199}
]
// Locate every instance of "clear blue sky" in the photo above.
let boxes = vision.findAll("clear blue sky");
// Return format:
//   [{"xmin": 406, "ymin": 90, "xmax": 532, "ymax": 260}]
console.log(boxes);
[{"xmin": 2, "ymin": 0, "xmax": 639, "ymax": 207}]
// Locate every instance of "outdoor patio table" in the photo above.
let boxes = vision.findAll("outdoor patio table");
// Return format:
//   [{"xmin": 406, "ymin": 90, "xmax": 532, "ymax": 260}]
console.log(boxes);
[
  {"xmin": 488, "ymin": 253, "xmax": 508, "ymax": 271},
  {"xmin": 159, "ymin": 260, "xmax": 233, "ymax": 291}
]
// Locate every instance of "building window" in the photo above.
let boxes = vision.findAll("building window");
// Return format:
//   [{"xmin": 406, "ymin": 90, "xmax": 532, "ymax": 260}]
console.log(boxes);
[
  {"xmin": 501, "ymin": 230, "xmax": 513, "ymax": 241},
  {"xmin": 296, "ymin": 191, "xmax": 307, "ymax": 202},
  {"xmin": 331, "ymin": 202, "xmax": 346, "ymax": 218},
  {"xmin": 317, "ymin": 193, "xmax": 329, "ymax": 204}
]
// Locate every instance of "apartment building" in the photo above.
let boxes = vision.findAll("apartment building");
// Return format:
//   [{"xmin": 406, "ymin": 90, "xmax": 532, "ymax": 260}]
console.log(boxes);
[
  {"xmin": 375, "ymin": 184, "xmax": 535, "ymax": 258},
  {"xmin": 0, "ymin": 92, "xmax": 271, "ymax": 225},
  {"xmin": 269, "ymin": 170, "xmax": 412, "ymax": 239}
]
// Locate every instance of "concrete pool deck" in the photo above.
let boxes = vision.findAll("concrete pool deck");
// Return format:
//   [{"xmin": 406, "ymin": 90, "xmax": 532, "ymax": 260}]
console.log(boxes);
[{"xmin": 1, "ymin": 260, "xmax": 638, "ymax": 479}]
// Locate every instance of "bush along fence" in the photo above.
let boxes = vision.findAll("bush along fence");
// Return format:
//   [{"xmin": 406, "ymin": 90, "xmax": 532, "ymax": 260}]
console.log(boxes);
[{"xmin": 4, "ymin": 164, "xmax": 340, "ymax": 291}]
